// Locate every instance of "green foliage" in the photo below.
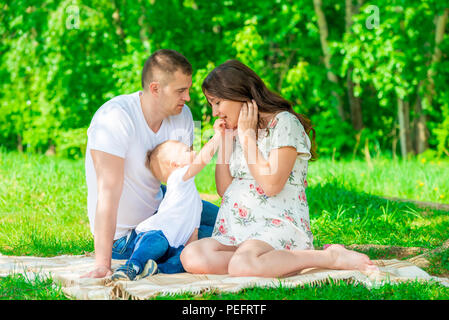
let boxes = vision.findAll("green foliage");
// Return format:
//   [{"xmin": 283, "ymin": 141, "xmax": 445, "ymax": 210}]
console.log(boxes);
[
  {"xmin": 0, "ymin": 0, "xmax": 448, "ymax": 159},
  {"xmin": 54, "ymin": 127, "xmax": 87, "ymax": 159},
  {"xmin": 339, "ymin": 0, "xmax": 448, "ymax": 158},
  {"xmin": 309, "ymin": 109, "xmax": 356, "ymax": 158}
]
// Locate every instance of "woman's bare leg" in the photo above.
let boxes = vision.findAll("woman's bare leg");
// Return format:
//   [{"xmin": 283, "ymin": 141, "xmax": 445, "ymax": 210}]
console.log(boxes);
[
  {"xmin": 228, "ymin": 240, "xmax": 379, "ymax": 278},
  {"xmin": 180, "ymin": 238, "xmax": 237, "ymax": 274}
]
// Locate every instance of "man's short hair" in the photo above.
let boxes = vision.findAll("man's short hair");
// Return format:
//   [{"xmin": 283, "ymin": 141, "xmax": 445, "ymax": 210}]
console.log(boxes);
[{"xmin": 141, "ymin": 49, "xmax": 192, "ymax": 89}]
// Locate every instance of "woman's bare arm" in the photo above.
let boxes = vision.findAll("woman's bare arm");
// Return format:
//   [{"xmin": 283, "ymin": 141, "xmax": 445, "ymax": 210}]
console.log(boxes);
[
  {"xmin": 215, "ymin": 130, "xmax": 235, "ymax": 197},
  {"xmin": 241, "ymin": 135, "xmax": 297, "ymax": 196},
  {"xmin": 238, "ymin": 100, "xmax": 298, "ymax": 197}
]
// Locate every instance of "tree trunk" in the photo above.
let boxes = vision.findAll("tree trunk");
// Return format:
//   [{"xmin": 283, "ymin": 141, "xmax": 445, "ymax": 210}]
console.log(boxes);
[
  {"xmin": 395, "ymin": 9, "xmax": 413, "ymax": 158},
  {"xmin": 17, "ymin": 134, "xmax": 23, "ymax": 153},
  {"xmin": 425, "ymin": 9, "xmax": 449, "ymax": 105},
  {"xmin": 405, "ymin": 100, "xmax": 413, "ymax": 154},
  {"xmin": 138, "ymin": 0, "xmax": 152, "ymax": 43},
  {"xmin": 355, "ymin": 0, "xmax": 364, "ymax": 12},
  {"xmin": 345, "ymin": 0, "xmax": 353, "ymax": 32},
  {"xmin": 392, "ymin": 134, "xmax": 398, "ymax": 160},
  {"xmin": 347, "ymin": 70, "xmax": 363, "ymax": 130},
  {"xmin": 277, "ymin": 48, "xmax": 295, "ymax": 93},
  {"xmin": 397, "ymin": 98, "xmax": 412, "ymax": 158},
  {"xmin": 416, "ymin": 9, "xmax": 449, "ymax": 154},
  {"xmin": 313, "ymin": 0, "xmax": 346, "ymax": 121},
  {"xmin": 413, "ymin": 94, "xmax": 428, "ymax": 154},
  {"xmin": 111, "ymin": 0, "xmax": 126, "ymax": 51},
  {"xmin": 345, "ymin": 0, "xmax": 363, "ymax": 130}
]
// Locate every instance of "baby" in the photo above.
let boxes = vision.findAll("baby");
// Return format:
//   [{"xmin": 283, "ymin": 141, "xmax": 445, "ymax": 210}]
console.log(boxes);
[{"xmin": 111, "ymin": 119, "xmax": 225, "ymax": 281}]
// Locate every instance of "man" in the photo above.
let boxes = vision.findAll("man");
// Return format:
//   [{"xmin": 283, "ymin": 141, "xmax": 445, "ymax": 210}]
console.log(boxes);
[{"xmin": 82, "ymin": 49, "xmax": 218, "ymax": 278}]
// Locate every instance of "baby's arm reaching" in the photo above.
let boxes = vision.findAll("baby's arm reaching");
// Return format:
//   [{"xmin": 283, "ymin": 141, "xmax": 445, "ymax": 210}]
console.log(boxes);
[{"xmin": 183, "ymin": 119, "xmax": 225, "ymax": 181}]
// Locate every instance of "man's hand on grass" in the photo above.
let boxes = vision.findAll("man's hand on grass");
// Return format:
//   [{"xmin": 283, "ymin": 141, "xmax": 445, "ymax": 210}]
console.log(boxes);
[{"xmin": 80, "ymin": 265, "xmax": 112, "ymax": 278}]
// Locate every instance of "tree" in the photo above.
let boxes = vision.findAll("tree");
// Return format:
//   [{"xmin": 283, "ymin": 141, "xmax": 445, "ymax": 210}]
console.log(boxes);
[
  {"xmin": 1, "ymin": 0, "xmax": 449, "ymax": 159},
  {"xmin": 313, "ymin": 0, "xmax": 346, "ymax": 121},
  {"xmin": 345, "ymin": 0, "xmax": 364, "ymax": 131},
  {"xmin": 417, "ymin": 7, "xmax": 449, "ymax": 154}
]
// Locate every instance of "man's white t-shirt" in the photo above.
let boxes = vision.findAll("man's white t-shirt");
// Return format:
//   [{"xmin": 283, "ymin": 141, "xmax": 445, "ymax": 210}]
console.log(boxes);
[
  {"xmin": 85, "ymin": 91, "xmax": 194, "ymax": 240},
  {"xmin": 135, "ymin": 165, "xmax": 202, "ymax": 248}
]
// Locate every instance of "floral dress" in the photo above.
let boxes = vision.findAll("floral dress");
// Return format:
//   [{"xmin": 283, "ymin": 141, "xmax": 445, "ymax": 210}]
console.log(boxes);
[{"xmin": 212, "ymin": 111, "xmax": 314, "ymax": 251}]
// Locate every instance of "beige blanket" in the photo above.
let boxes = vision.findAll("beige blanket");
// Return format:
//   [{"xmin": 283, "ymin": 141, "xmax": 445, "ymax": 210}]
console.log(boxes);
[{"xmin": 1, "ymin": 253, "xmax": 448, "ymax": 300}]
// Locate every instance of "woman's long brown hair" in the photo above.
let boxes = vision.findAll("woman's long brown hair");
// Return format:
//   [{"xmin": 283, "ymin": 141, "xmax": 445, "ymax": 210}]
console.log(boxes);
[{"xmin": 202, "ymin": 59, "xmax": 317, "ymax": 161}]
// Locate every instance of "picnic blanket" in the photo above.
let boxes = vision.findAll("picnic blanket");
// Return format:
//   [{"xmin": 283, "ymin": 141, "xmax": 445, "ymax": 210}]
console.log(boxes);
[{"xmin": 1, "ymin": 253, "xmax": 448, "ymax": 300}]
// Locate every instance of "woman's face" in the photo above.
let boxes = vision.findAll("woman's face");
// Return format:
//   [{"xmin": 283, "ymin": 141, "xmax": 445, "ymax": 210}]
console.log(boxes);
[{"xmin": 205, "ymin": 94, "xmax": 244, "ymax": 130}]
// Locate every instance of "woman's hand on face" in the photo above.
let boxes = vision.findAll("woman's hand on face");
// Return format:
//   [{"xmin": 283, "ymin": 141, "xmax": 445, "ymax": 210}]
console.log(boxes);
[{"xmin": 238, "ymin": 99, "xmax": 258, "ymax": 143}]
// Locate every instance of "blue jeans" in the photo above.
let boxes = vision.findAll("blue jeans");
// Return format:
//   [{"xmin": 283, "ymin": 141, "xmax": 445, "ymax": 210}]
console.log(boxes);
[
  {"xmin": 112, "ymin": 184, "xmax": 219, "ymax": 271},
  {"xmin": 127, "ymin": 230, "xmax": 184, "ymax": 274}
]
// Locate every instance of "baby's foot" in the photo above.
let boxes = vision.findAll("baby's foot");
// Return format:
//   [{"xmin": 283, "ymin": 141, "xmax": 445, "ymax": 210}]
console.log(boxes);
[
  {"xmin": 137, "ymin": 259, "xmax": 158, "ymax": 279},
  {"xmin": 325, "ymin": 244, "xmax": 379, "ymax": 274},
  {"xmin": 111, "ymin": 262, "xmax": 139, "ymax": 281}
]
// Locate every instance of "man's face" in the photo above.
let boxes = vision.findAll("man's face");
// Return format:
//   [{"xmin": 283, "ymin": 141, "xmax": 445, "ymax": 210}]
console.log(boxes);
[{"xmin": 159, "ymin": 70, "xmax": 192, "ymax": 116}]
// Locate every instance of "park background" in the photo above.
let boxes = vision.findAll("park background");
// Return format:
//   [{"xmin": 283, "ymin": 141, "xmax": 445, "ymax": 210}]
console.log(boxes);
[
  {"xmin": 1, "ymin": 0, "xmax": 449, "ymax": 299},
  {"xmin": 1, "ymin": 0, "xmax": 449, "ymax": 160}
]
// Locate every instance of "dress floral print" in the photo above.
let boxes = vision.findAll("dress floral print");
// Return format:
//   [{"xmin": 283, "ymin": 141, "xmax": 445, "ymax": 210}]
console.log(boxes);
[{"xmin": 212, "ymin": 111, "xmax": 314, "ymax": 251}]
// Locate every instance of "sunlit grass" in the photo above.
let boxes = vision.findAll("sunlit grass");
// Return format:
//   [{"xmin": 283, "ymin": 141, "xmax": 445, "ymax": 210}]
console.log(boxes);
[
  {"xmin": 307, "ymin": 157, "xmax": 449, "ymax": 204},
  {"xmin": 152, "ymin": 279, "xmax": 449, "ymax": 300},
  {"xmin": 1, "ymin": 150, "xmax": 448, "ymax": 299},
  {"xmin": 0, "ymin": 273, "xmax": 68, "ymax": 300}
]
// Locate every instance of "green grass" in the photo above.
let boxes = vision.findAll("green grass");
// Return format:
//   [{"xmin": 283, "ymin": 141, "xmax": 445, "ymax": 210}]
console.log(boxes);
[
  {"xmin": 0, "ymin": 151, "xmax": 92, "ymax": 256},
  {"xmin": 0, "ymin": 273, "xmax": 68, "ymax": 300},
  {"xmin": 1, "ymin": 150, "xmax": 448, "ymax": 299},
  {"xmin": 308, "ymin": 157, "xmax": 449, "ymax": 204},
  {"xmin": 152, "ymin": 280, "xmax": 449, "ymax": 300}
]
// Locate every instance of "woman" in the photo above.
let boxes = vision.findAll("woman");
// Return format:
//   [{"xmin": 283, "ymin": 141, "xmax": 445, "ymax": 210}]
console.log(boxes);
[{"xmin": 180, "ymin": 60, "xmax": 378, "ymax": 277}]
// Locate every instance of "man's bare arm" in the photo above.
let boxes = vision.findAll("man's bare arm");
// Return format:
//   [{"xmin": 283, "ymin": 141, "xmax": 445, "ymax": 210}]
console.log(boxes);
[{"xmin": 81, "ymin": 150, "xmax": 125, "ymax": 278}]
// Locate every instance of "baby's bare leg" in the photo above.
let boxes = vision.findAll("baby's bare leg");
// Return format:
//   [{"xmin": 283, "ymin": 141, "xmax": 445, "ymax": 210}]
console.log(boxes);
[{"xmin": 181, "ymin": 238, "xmax": 237, "ymax": 274}]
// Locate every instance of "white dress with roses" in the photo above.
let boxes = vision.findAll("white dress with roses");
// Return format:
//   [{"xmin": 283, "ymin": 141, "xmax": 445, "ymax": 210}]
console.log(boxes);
[{"xmin": 212, "ymin": 111, "xmax": 314, "ymax": 251}]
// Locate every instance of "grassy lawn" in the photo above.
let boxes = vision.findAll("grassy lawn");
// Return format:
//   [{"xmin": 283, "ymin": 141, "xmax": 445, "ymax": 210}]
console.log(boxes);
[{"xmin": 0, "ymin": 150, "xmax": 448, "ymax": 299}]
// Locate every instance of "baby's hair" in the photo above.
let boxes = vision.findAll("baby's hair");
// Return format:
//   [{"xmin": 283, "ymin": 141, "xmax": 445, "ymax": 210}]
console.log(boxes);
[
  {"xmin": 145, "ymin": 140, "xmax": 180, "ymax": 181},
  {"xmin": 145, "ymin": 149, "xmax": 157, "ymax": 175}
]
